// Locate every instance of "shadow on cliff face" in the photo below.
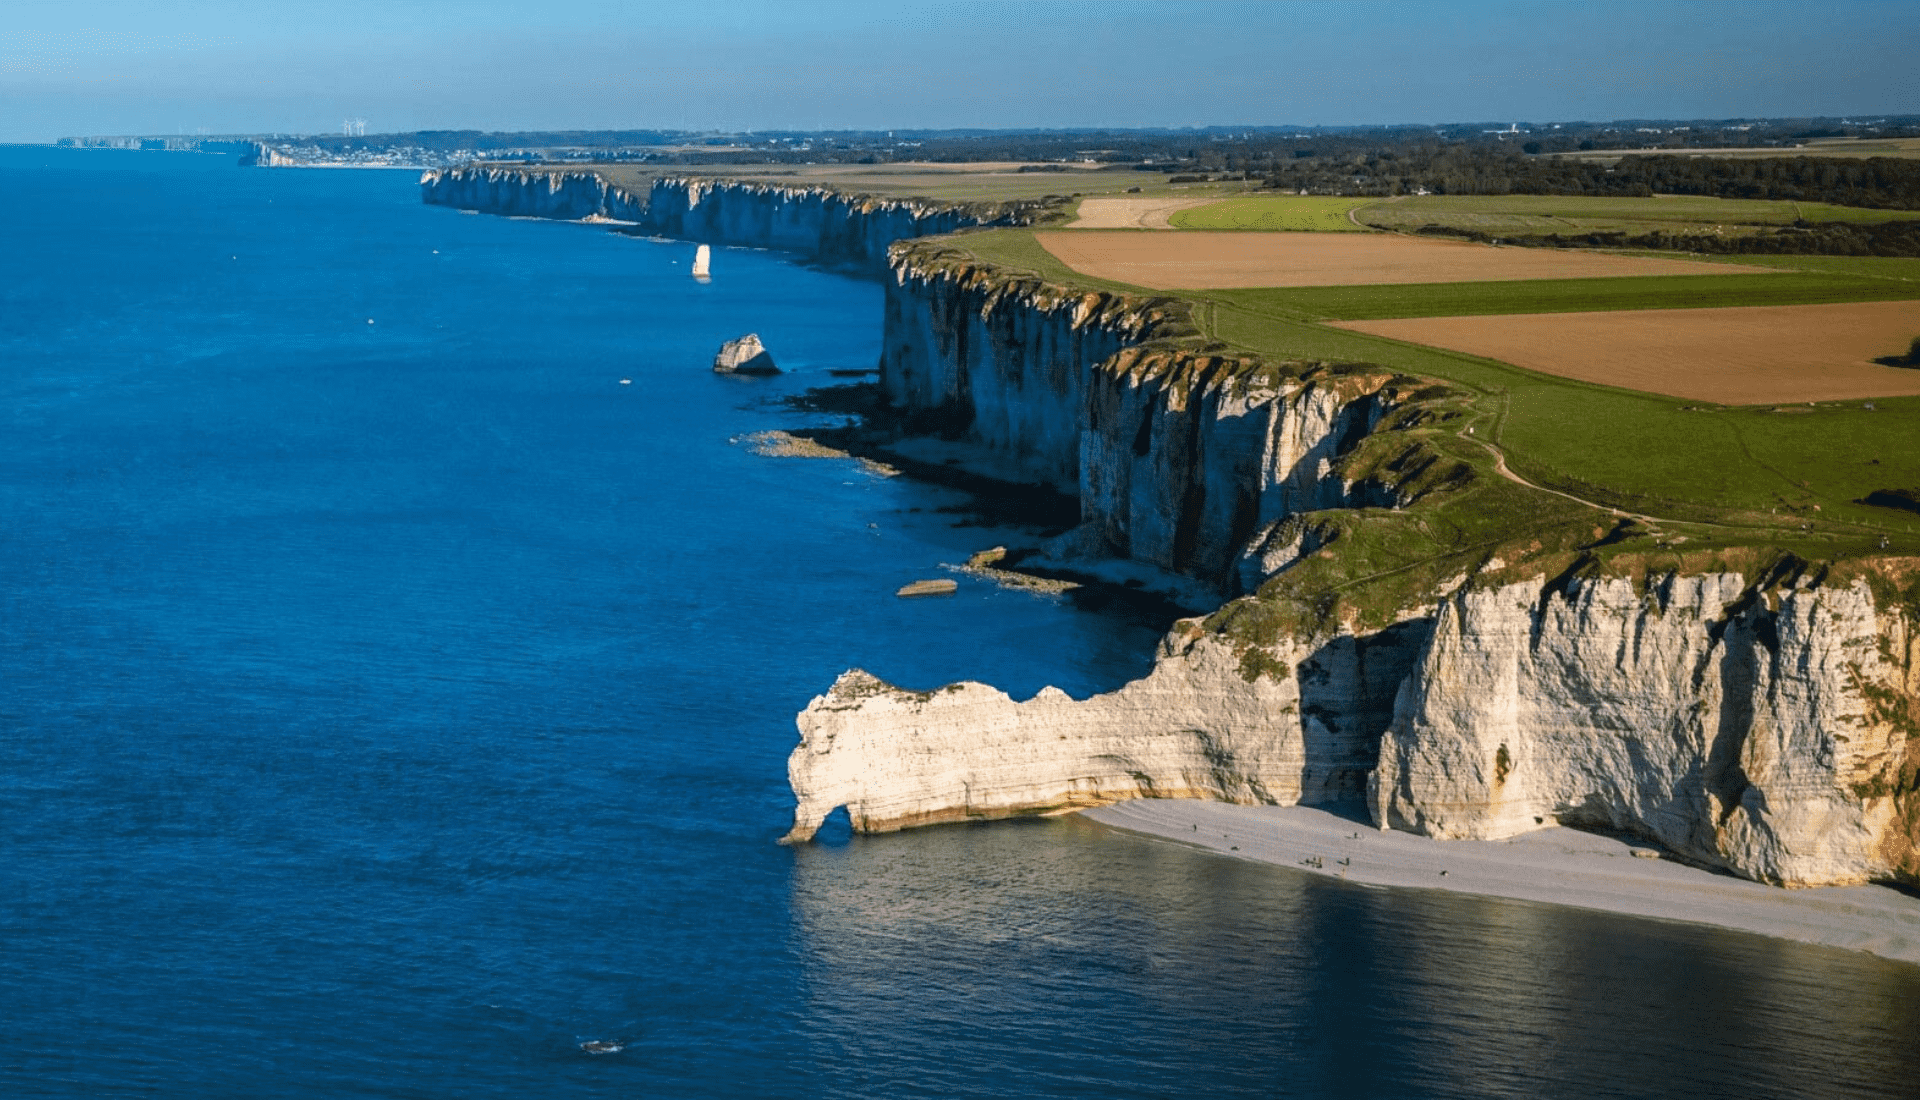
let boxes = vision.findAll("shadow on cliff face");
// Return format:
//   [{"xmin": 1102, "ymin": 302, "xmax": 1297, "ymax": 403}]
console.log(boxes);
[{"xmin": 1297, "ymin": 619, "xmax": 1434, "ymax": 808}]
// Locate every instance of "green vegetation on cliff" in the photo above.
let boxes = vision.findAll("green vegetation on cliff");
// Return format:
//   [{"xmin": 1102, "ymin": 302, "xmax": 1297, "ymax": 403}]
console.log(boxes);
[
  {"xmin": 921, "ymin": 218, "xmax": 1920, "ymax": 557},
  {"xmin": 901, "ymin": 233, "xmax": 1920, "ymax": 640},
  {"xmin": 1201, "ymin": 294, "xmax": 1920, "ymax": 538}
]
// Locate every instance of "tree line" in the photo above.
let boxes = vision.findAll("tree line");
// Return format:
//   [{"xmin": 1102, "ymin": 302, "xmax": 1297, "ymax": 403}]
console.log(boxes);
[
  {"xmin": 1412, "ymin": 218, "xmax": 1920, "ymax": 257},
  {"xmin": 1259, "ymin": 151, "xmax": 1920, "ymax": 210}
]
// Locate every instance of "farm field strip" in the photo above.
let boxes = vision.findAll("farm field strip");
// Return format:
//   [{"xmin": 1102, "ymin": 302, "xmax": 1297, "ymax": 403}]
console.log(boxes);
[
  {"xmin": 1611, "ymin": 252, "xmax": 1920, "ymax": 282},
  {"xmin": 1556, "ymin": 136, "xmax": 1920, "ymax": 163},
  {"xmin": 595, "ymin": 163, "xmax": 1175, "ymax": 203},
  {"xmin": 1070, "ymin": 195, "xmax": 1222, "ymax": 228},
  {"xmin": 1329, "ymin": 300, "xmax": 1920, "ymax": 405},
  {"xmin": 1033, "ymin": 230, "xmax": 1774, "ymax": 289},
  {"xmin": 1213, "ymin": 271, "xmax": 1920, "ymax": 321},
  {"xmin": 1168, "ymin": 196, "xmax": 1375, "ymax": 231},
  {"xmin": 1355, "ymin": 193, "xmax": 1913, "ymax": 235}
]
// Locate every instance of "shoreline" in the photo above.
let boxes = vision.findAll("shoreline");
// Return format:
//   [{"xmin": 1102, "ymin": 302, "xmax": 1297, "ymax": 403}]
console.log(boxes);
[{"xmin": 1083, "ymin": 799, "xmax": 1920, "ymax": 966}]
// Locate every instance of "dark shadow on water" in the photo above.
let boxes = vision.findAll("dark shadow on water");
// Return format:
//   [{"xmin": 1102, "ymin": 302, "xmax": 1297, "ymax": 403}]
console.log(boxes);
[
  {"xmin": 763, "ymin": 382, "xmax": 1204, "ymax": 632},
  {"xmin": 774, "ymin": 383, "xmax": 1081, "ymax": 531}
]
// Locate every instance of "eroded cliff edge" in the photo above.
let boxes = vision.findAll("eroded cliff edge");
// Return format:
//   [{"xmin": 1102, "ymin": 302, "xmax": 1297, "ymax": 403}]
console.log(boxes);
[
  {"xmin": 418, "ymin": 166, "xmax": 1045, "ymax": 272},
  {"xmin": 784, "ymin": 234, "xmax": 1920, "ymax": 890}
]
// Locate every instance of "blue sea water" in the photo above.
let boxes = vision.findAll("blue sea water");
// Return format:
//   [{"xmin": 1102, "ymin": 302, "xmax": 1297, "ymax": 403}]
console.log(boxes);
[{"xmin": 2, "ymin": 146, "xmax": 1917, "ymax": 1099}]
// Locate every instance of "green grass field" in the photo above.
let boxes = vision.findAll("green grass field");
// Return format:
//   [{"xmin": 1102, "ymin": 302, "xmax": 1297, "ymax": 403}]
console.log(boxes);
[
  {"xmin": 1168, "ymin": 196, "xmax": 1374, "ymax": 231},
  {"xmin": 1615, "ymin": 253, "xmax": 1920, "ymax": 282},
  {"xmin": 942, "ymin": 227, "xmax": 1152, "ymax": 294},
  {"xmin": 1211, "ymin": 270, "xmax": 1920, "ymax": 321},
  {"xmin": 1356, "ymin": 193, "xmax": 1912, "ymax": 238},
  {"xmin": 1202, "ymin": 296, "xmax": 1920, "ymax": 537},
  {"xmin": 938, "ymin": 227, "xmax": 1920, "ymax": 545}
]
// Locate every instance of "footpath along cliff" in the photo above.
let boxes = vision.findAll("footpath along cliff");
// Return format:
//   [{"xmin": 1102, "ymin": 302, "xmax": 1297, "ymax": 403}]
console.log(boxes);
[{"xmin": 418, "ymin": 167, "xmax": 1919, "ymax": 889}]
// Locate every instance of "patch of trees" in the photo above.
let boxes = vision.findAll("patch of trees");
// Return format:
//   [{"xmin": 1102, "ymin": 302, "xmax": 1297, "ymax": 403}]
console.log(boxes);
[
  {"xmin": 1610, "ymin": 155, "xmax": 1920, "ymax": 208},
  {"xmin": 1261, "ymin": 150, "xmax": 1920, "ymax": 210}
]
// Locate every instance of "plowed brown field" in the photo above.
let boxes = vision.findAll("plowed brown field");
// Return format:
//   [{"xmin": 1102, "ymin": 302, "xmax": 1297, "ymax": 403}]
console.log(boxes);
[
  {"xmin": 1034, "ymin": 231, "xmax": 1770, "ymax": 289},
  {"xmin": 1332, "ymin": 300, "xmax": 1920, "ymax": 404}
]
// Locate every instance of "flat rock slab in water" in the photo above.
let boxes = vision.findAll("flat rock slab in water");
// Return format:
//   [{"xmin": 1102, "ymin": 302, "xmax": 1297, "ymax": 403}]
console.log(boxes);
[{"xmin": 895, "ymin": 579, "xmax": 958, "ymax": 597}]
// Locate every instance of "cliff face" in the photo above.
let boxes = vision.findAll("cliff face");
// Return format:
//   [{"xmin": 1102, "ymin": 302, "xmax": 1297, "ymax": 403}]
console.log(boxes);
[
  {"xmin": 788, "ymin": 561, "xmax": 1920, "ymax": 886},
  {"xmin": 881, "ymin": 251, "xmax": 1393, "ymax": 591},
  {"xmin": 239, "ymin": 141, "xmax": 299, "ymax": 168},
  {"xmin": 1077, "ymin": 348, "xmax": 1393, "ymax": 590},
  {"xmin": 879, "ymin": 257, "xmax": 1177, "ymax": 492},
  {"xmin": 418, "ymin": 168, "xmax": 1021, "ymax": 271},
  {"xmin": 1373, "ymin": 572, "xmax": 1920, "ymax": 886},
  {"xmin": 644, "ymin": 179, "xmax": 1009, "ymax": 270},
  {"xmin": 419, "ymin": 167, "xmax": 645, "ymax": 221},
  {"xmin": 790, "ymin": 237, "xmax": 1920, "ymax": 889},
  {"xmin": 784, "ymin": 621, "xmax": 1428, "ymax": 842},
  {"xmin": 418, "ymin": 170, "xmax": 1920, "ymax": 888}
]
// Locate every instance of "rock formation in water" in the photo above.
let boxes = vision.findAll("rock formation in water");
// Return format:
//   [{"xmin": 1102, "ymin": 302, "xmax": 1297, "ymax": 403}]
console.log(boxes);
[{"xmin": 713, "ymin": 334, "xmax": 779, "ymax": 375}]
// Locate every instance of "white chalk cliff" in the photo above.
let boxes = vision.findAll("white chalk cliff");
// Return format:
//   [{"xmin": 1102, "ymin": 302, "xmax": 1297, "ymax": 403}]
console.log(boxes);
[
  {"xmin": 785, "ymin": 621, "xmax": 1426, "ymax": 840},
  {"xmin": 787, "ymin": 562, "xmax": 1919, "ymax": 887},
  {"xmin": 419, "ymin": 167, "xmax": 1043, "ymax": 272},
  {"xmin": 411, "ymin": 166, "xmax": 1919, "ymax": 888},
  {"xmin": 713, "ymin": 333, "xmax": 778, "ymax": 374},
  {"xmin": 1372, "ymin": 572, "xmax": 1918, "ymax": 885},
  {"xmin": 781, "ymin": 236, "xmax": 1920, "ymax": 889}
]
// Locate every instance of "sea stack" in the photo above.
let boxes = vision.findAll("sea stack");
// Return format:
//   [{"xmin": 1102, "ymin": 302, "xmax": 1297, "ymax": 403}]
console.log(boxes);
[{"xmin": 713, "ymin": 333, "xmax": 779, "ymax": 375}]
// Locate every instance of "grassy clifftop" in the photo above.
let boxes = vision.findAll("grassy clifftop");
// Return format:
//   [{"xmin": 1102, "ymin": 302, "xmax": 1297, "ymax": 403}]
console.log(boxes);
[
  {"xmin": 883, "ymin": 221, "xmax": 1920, "ymax": 665},
  {"xmin": 921, "ymin": 226, "xmax": 1920, "ymax": 554}
]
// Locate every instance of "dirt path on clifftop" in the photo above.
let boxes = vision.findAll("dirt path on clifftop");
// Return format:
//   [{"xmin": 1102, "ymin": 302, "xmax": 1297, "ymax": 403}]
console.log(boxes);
[{"xmin": 1478, "ymin": 436, "xmax": 1672, "ymax": 527}]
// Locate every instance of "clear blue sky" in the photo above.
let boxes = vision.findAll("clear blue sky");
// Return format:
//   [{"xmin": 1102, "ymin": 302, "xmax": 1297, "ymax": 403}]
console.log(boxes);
[{"xmin": 3, "ymin": 0, "xmax": 1914, "ymax": 142}]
